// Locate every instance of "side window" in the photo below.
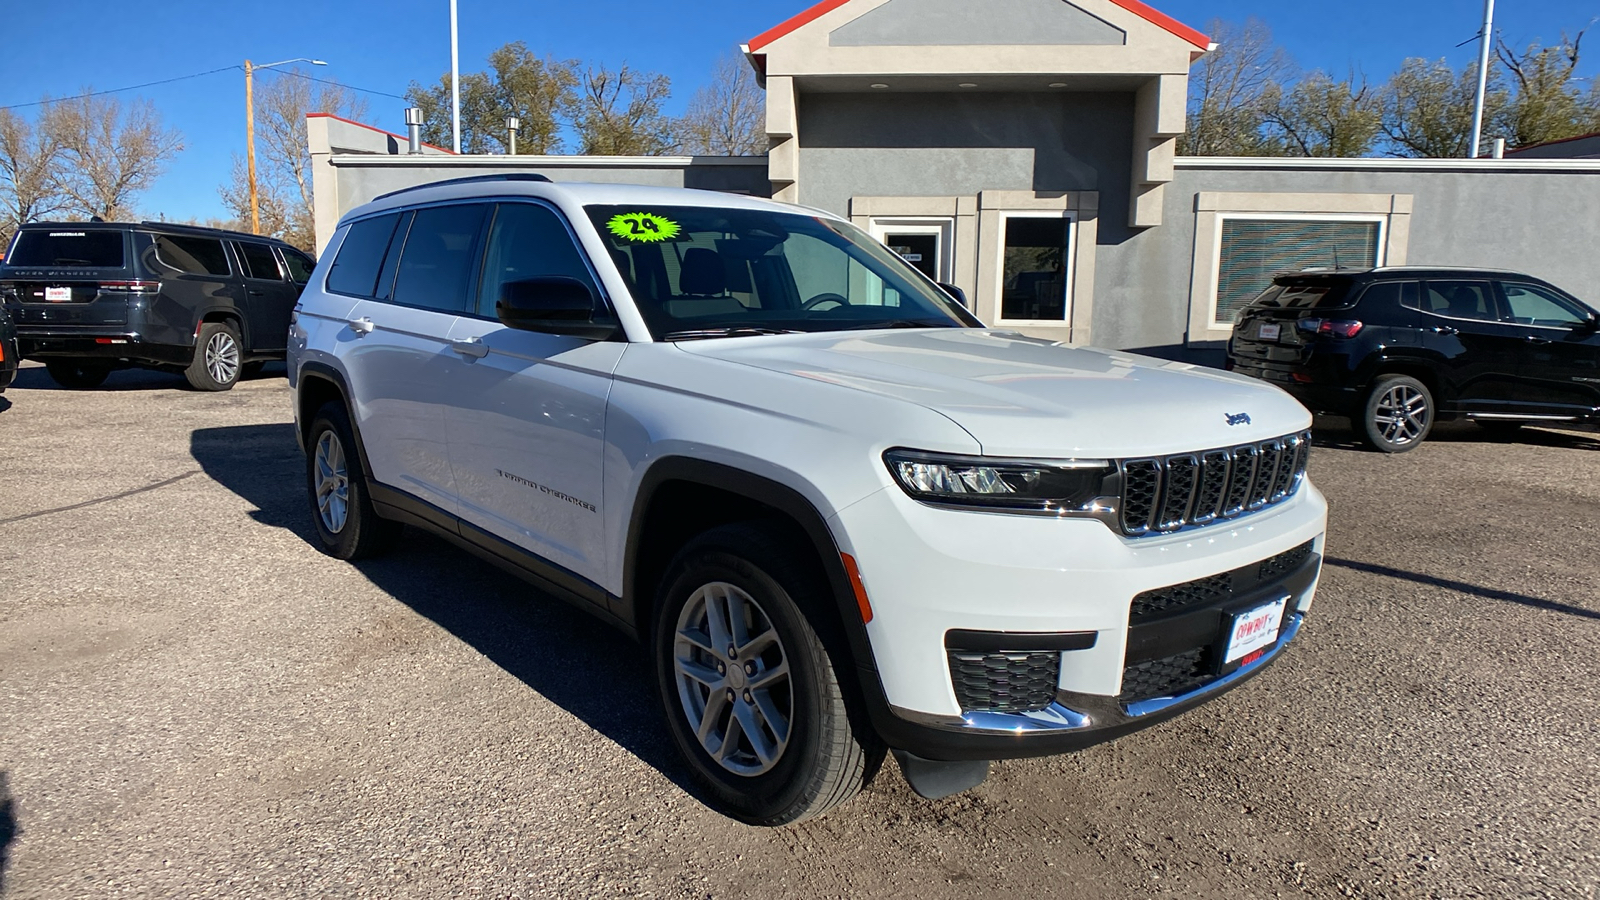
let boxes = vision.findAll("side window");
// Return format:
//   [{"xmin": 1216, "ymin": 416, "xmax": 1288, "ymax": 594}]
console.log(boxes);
[
  {"xmin": 1499, "ymin": 283, "xmax": 1589, "ymax": 328},
  {"xmin": 153, "ymin": 234, "xmax": 231, "ymax": 277},
  {"xmin": 280, "ymin": 248, "xmax": 315, "ymax": 285},
  {"xmin": 327, "ymin": 213, "xmax": 400, "ymax": 297},
  {"xmin": 1422, "ymin": 280, "xmax": 1497, "ymax": 322},
  {"xmin": 1361, "ymin": 280, "xmax": 1419, "ymax": 310},
  {"xmin": 237, "ymin": 242, "xmax": 283, "ymax": 281},
  {"xmin": 476, "ymin": 203, "xmax": 599, "ymax": 317},
  {"xmin": 391, "ymin": 204, "xmax": 489, "ymax": 313}
]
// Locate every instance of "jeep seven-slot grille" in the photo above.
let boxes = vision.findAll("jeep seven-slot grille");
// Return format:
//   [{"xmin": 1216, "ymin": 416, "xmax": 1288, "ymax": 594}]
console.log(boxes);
[
  {"xmin": 947, "ymin": 650, "xmax": 1060, "ymax": 713},
  {"xmin": 1118, "ymin": 431, "xmax": 1312, "ymax": 536}
]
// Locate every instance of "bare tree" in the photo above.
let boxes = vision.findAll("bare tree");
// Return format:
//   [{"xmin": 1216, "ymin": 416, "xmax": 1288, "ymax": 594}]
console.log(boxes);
[
  {"xmin": 1496, "ymin": 28, "xmax": 1592, "ymax": 147},
  {"xmin": 405, "ymin": 43, "xmax": 578, "ymax": 154},
  {"xmin": 217, "ymin": 69, "xmax": 365, "ymax": 248},
  {"xmin": 42, "ymin": 93, "xmax": 182, "ymax": 220},
  {"xmin": 1379, "ymin": 58, "xmax": 1506, "ymax": 157},
  {"xmin": 1262, "ymin": 72, "xmax": 1383, "ymax": 157},
  {"xmin": 573, "ymin": 64, "xmax": 675, "ymax": 156},
  {"xmin": 674, "ymin": 51, "xmax": 766, "ymax": 156},
  {"xmin": 0, "ymin": 108, "xmax": 67, "ymax": 247},
  {"xmin": 1179, "ymin": 18, "xmax": 1293, "ymax": 156}
]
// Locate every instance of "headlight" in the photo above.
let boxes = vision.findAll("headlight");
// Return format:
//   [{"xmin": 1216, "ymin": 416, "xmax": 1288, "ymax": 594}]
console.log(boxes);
[{"xmin": 883, "ymin": 449, "xmax": 1116, "ymax": 513}]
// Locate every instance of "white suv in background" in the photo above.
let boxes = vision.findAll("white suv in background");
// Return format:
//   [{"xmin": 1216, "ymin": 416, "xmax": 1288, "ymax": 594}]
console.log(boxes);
[{"xmin": 288, "ymin": 175, "xmax": 1328, "ymax": 825}]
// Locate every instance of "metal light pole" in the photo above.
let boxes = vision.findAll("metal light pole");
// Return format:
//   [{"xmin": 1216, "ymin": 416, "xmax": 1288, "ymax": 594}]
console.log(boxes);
[
  {"xmin": 506, "ymin": 116, "xmax": 520, "ymax": 155},
  {"xmin": 1468, "ymin": 0, "xmax": 1495, "ymax": 159},
  {"xmin": 245, "ymin": 57, "xmax": 327, "ymax": 234},
  {"xmin": 450, "ymin": 0, "xmax": 461, "ymax": 153}
]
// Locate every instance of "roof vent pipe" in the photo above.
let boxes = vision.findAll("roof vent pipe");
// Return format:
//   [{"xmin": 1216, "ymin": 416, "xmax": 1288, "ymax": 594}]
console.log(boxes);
[
  {"xmin": 404, "ymin": 107, "xmax": 424, "ymax": 155},
  {"xmin": 1492, "ymin": 138, "xmax": 1506, "ymax": 159}
]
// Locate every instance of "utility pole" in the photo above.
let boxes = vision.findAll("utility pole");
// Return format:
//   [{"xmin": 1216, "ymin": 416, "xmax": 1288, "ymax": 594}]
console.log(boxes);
[
  {"xmin": 1469, "ymin": 0, "xmax": 1495, "ymax": 159},
  {"xmin": 450, "ymin": 0, "xmax": 461, "ymax": 153},
  {"xmin": 244, "ymin": 57, "xmax": 327, "ymax": 234}
]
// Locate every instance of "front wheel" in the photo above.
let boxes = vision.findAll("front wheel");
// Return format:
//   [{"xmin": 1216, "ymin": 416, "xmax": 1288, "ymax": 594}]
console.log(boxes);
[
  {"xmin": 305, "ymin": 402, "xmax": 402, "ymax": 560},
  {"xmin": 654, "ymin": 525, "xmax": 879, "ymax": 825},
  {"xmin": 1361, "ymin": 374, "xmax": 1434, "ymax": 452}
]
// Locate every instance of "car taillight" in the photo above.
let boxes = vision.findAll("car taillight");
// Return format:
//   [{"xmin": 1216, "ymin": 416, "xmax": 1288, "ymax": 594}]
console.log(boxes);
[
  {"xmin": 1297, "ymin": 318, "xmax": 1364, "ymax": 338},
  {"xmin": 100, "ymin": 280, "xmax": 160, "ymax": 293}
]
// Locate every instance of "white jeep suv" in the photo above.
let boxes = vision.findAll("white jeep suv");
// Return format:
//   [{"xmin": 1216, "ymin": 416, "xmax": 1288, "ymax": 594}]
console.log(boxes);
[{"xmin": 288, "ymin": 175, "xmax": 1328, "ymax": 825}]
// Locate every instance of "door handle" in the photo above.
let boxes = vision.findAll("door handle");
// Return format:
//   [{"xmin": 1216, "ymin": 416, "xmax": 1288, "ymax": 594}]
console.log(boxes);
[
  {"xmin": 450, "ymin": 338, "xmax": 489, "ymax": 359},
  {"xmin": 1430, "ymin": 326, "xmax": 1458, "ymax": 335},
  {"xmin": 248, "ymin": 289, "xmax": 265, "ymax": 296},
  {"xmin": 347, "ymin": 317, "xmax": 375, "ymax": 335},
  {"xmin": 1524, "ymin": 335, "xmax": 1551, "ymax": 344}
]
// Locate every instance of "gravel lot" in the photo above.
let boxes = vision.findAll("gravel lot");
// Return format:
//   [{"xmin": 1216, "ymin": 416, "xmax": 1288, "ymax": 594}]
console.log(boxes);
[{"xmin": 1, "ymin": 360, "xmax": 1597, "ymax": 899}]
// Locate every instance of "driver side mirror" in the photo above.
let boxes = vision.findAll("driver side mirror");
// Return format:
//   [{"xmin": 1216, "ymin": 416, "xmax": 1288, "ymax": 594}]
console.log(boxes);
[
  {"xmin": 1580, "ymin": 312, "xmax": 1600, "ymax": 332},
  {"xmin": 497, "ymin": 276, "xmax": 618, "ymax": 341},
  {"xmin": 937, "ymin": 282, "xmax": 968, "ymax": 308}
]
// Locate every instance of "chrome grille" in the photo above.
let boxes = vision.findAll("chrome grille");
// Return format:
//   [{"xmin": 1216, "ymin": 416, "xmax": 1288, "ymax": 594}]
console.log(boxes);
[{"xmin": 1116, "ymin": 431, "xmax": 1312, "ymax": 536}]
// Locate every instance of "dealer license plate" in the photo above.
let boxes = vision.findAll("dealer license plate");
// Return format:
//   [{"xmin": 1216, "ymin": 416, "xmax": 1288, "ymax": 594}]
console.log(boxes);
[
  {"xmin": 1224, "ymin": 596, "xmax": 1287, "ymax": 664},
  {"xmin": 1257, "ymin": 322, "xmax": 1281, "ymax": 341},
  {"xmin": 45, "ymin": 286, "xmax": 72, "ymax": 302}
]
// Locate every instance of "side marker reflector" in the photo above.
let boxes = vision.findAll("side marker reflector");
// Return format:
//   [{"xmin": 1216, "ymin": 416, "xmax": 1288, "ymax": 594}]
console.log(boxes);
[{"xmin": 841, "ymin": 553, "xmax": 873, "ymax": 624}]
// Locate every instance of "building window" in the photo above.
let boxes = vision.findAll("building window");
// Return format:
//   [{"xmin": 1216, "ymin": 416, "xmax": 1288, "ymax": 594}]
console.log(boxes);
[
  {"xmin": 869, "ymin": 218, "xmax": 953, "ymax": 284},
  {"xmin": 1213, "ymin": 216, "xmax": 1382, "ymax": 325},
  {"xmin": 997, "ymin": 212, "xmax": 1074, "ymax": 322}
]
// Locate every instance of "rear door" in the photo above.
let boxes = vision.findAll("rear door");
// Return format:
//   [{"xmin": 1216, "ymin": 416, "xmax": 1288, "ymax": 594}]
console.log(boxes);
[
  {"xmin": 232, "ymin": 240, "xmax": 298, "ymax": 353},
  {"xmin": 1416, "ymin": 279, "xmax": 1525, "ymax": 414},
  {"xmin": 336, "ymin": 204, "xmax": 489, "ymax": 515},
  {"xmin": 1495, "ymin": 280, "xmax": 1600, "ymax": 417},
  {"xmin": 146, "ymin": 232, "xmax": 243, "ymax": 347},
  {"xmin": 443, "ymin": 200, "xmax": 624, "ymax": 591}
]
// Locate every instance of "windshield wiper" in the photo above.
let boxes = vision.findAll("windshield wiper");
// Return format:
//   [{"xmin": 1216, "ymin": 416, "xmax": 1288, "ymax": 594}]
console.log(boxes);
[
  {"xmin": 846, "ymin": 319, "xmax": 949, "ymax": 330},
  {"xmin": 662, "ymin": 326, "xmax": 804, "ymax": 342}
]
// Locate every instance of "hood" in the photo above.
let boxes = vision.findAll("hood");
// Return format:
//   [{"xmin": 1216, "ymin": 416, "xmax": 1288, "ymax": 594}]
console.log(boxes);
[{"xmin": 677, "ymin": 329, "xmax": 1312, "ymax": 458}]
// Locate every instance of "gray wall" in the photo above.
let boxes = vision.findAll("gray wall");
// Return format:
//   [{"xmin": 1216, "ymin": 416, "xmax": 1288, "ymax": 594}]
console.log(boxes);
[
  {"xmin": 795, "ymin": 91, "xmax": 1135, "ymax": 226},
  {"xmin": 1091, "ymin": 163, "xmax": 1600, "ymax": 354}
]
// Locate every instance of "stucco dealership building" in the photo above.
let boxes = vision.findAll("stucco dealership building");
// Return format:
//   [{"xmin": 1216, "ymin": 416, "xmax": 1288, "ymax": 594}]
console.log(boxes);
[{"xmin": 308, "ymin": 0, "xmax": 1600, "ymax": 359}]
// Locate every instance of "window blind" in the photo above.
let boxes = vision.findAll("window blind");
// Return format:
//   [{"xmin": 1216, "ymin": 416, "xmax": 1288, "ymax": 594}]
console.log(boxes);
[{"xmin": 1216, "ymin": 219, "xmax": 1380, "ymax": 324}]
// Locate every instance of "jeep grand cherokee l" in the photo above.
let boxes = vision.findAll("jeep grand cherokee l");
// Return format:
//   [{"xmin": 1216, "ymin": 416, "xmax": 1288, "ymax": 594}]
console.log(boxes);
[
  {"xmin": 1, "ymin": 221, "xmax": 315, "ymax": 390},
  {"xmin": 288, "ymin": 175, "xmax": 1329, "ymax": 824}
]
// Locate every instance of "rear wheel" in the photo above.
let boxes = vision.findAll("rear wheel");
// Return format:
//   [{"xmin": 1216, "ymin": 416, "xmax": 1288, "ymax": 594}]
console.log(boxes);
[
  {"xmin": 305, "ymin": 401, "xmax": 402, "ymax": 560},
  {"xmin": 654, "ymin": 524, "xmax": 879, "ymax": 825},
  {"xmin": 1361, "ymin": 374, "xmax": 1434, "ymax": 452},
  {"xmin": 185, "ymin": 321, "xmax": 242, "ymax": 391},
  {"xmin": 45, "ymin": 361, "xmax": 110, "ymax": 390}
]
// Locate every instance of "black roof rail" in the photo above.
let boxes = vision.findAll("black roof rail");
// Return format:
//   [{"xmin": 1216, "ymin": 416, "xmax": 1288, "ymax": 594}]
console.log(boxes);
[
  {"xmin": 135, "ymin": 221, "xmax": 288, "ymax": 243},
  {"xmin": 372, "ymin": 173, "xmax": 553, "ymax": 202}
]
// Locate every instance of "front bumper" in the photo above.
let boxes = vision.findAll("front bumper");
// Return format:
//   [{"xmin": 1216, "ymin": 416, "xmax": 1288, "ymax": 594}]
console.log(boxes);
[{"xmin": 831, "ymin": 476, "xmax": 1328, "ymax": 760}]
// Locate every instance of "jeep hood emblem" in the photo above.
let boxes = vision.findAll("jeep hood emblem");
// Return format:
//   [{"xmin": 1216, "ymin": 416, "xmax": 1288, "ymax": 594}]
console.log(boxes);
[{"xmin": 1226, "ymin": 412, "xmax": 1252, "ymax": 426}]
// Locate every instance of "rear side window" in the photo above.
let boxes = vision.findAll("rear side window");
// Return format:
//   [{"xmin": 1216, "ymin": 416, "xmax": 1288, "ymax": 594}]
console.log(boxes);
[
  {"xmin": 1361, "ymin": 280, "xmax": 1420, "ymax": 310},
  {"xmin": 7, "ymin": 230, "xmax": 126, "ymax": 267},
  {"xmin": 475, "ymin": 203, "xmax": 598, "ymax": 317},
  {"xmin": 391, "ymin": 204, "xmax": 489, "ymax": 313},
  {"xmin": 327, "ymin": 214, "xmax": 400, "ymax": 297},
  {"xmin": 1422, "ymin": 280, "xmax": 1497, "ymax": 321},
  {"xmin": 281, "ymin": 248, "xmax": 315, "ymax": 285},
  {"xmin": 153, "ymin": 234, "xmax": 231, "ymax": 276},
  {"xmin": 237, "ymin": 242, "xmax": 283, "ymax": 280}
]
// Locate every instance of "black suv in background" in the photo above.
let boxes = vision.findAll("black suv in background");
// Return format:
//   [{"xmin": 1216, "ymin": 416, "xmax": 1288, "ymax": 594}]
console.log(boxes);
[
  {"xmin": 0, "ymin": 303, "xmax": 17, "ymax": 393},
  {"xmin": 1228, "ymin": 268, "xmax": 1600, "ymax": 451},
  {"xmin": 0, "ymin": 222, "xmax": 315, "ymax": 390}
]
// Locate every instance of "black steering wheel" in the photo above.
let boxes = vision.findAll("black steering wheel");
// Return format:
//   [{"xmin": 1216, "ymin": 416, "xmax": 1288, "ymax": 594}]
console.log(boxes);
[{"xmin": 802, "ymin": 292, "xmax": 849, "ymax": 312}]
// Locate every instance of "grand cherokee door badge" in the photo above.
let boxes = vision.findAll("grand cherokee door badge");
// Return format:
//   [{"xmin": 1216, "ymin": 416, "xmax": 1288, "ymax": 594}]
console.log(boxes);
[{"xmin": 496, "ymin": 469, "xmax": 597, "ymax": 513}]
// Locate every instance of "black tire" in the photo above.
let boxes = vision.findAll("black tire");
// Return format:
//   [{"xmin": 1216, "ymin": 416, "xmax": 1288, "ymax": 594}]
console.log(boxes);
[
  {"xmin": 305, "ymin": 401, "xmax": 402, "ymax": 560},
  {"xmin": 654, "ymin": 524, "xmax": 880, "ymax": 825},
  {"xmin": 1360, "ymin": 374, "xmax": 1435, "ymax": 453},
  {"xmin": 45, "ymin": 361, "xmax": 111, "ymax": 390},
  {"xmin": 241, "ymin": 361, "xmax": 267, "ymax": 380},
  {"xmin": 185, "ymin": 321, "xmax": 243, "ymax": 391}
]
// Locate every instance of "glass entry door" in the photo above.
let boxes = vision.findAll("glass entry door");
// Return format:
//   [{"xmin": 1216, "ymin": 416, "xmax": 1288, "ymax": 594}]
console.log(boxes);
[{"xmin": 870, "ymin": 219, "xmax": 952, "ymax": 284}]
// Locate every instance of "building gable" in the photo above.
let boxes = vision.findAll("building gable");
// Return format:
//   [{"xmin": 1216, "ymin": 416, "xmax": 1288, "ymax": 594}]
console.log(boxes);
[{"xmin": 828, "ymin": 0, "xmax": 1125, "ymax": 48}]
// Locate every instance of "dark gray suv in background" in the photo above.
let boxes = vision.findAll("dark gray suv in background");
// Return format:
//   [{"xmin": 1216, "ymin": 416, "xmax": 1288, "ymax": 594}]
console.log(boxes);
[{"xmin": 0, "ymin": 222, "xmax": 314, "ymax": 390}]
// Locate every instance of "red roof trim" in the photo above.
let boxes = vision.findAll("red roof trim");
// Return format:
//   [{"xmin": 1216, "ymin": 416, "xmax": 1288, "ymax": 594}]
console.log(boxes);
[
  {"xmin": 305, "ymin": 112, "xmax": 458, "ymax": 155},
  {"xmin": 1105, "ymin": 0, "xmax": 1209, "ymax": 49},
  {"xmin": 748, "ymin": 0, "xmax": 1210, "ymax": 53},
  {"xmin": 748, "ymin": 0, "xmax": 854, "ymax": 52}
]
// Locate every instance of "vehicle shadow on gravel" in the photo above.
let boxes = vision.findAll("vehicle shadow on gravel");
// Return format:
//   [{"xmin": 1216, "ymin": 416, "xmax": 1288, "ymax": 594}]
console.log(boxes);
[
  {"xmin": 189, "ymin": 423, "xmax": 699, "ymax": 797},
  {"xmin": 0, "ymin": 395, "xmax": 10, "ymax": 414},
  {"xmin": 0, "ymin": 771, "xmax": 17, "ymax": 894},
  {"xmin": 9, "ymin": 365, "xmax": 187, "ymax": 392},
  {"xmin": 1309, "ymin": 415, "xmax": 1600, "ymax": 452},
  {"xmin": 1325, "ymin": 557, "xmax": 1600, "ymax": 622}
]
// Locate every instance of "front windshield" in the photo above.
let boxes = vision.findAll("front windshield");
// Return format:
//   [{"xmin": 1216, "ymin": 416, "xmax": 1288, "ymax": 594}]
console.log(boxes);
[{"xmin": 585, "ymin": 204, "xmax": 980, "ymax": 339}]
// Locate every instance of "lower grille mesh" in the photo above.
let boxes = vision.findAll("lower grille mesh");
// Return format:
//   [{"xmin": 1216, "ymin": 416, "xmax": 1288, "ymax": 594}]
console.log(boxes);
[
  {"xmin": 1118, "ymin": 648, "xmax": 1210, "ymax": 702},
  {"xmin": 947, "ymin": 650, "xmax": 1060, "ymax": 713}
]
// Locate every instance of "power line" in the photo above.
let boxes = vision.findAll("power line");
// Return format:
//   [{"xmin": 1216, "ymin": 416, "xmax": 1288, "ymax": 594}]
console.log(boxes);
[
  {"xmin": 261, "ymin": 67, "xmax": 411, "ymax": 102},
  {"xmin": 0, "ymin": 65, "xmax": 242, "ymax": 111}
]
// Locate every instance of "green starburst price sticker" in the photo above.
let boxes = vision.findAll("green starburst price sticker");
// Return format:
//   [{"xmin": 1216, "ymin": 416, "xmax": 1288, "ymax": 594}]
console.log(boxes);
[{"xmin": 606, "ymin": 212, "xmax": 681, "ymax": 243}]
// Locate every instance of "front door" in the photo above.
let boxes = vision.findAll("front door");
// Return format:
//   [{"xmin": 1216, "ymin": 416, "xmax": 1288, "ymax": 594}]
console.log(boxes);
[
  {"xmin": 1417, "ymin": 279, "xmax": 1527, "ymax": 415},
  {"xmin": 443, "ymin": 201, "xmax": 622, "ymax": 592},
  {"xmin": 1496, "ymin": 280, "xmax": 1600, "ymax": 417}
]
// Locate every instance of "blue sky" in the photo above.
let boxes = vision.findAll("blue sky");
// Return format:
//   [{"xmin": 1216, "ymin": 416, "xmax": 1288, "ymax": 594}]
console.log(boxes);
[{"xmin": 3, "ymin": 0, "xmax": 1596, "ymax": 224}]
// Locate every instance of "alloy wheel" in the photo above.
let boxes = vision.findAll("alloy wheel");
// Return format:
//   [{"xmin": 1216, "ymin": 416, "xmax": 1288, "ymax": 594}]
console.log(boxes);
[
  {"xmin": 672, "ymin": 581, "xmax": 793, "ymax": 777},
  {"xmin": 1373, "ymin": 383, "xmax": 1429, "ymax": 446},
  {"xmin": 206, "ymin": 331, "xmax": 240, "ymax": 385},
  {"xmin": 314, "ymin": 431, "xmax": 350, "ymax": 534}
]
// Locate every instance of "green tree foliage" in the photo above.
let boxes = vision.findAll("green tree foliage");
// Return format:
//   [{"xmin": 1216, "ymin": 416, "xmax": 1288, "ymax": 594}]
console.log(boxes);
[
  {"xmin": 1378, "ymin": 59, "xmax": 1506, "ymax": 158},
  {"xmin": 572, "ymin": 64, "xmax": 675, "ymax": 155},
  {"xmin": 1496, "ymin": 30, "xmax": 1593, "ymax": 148},
  {"xmin": 1179, "ymin": 18, "xmax": 1292, "ymax": 156},
  {"xmin": 1263, "ymin": 72, "xmax": 1383, "ymax": 157}
]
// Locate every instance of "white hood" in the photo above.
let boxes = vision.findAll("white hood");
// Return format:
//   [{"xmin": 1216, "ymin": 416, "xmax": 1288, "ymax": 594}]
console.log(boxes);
[{"xmin": 678, "ymin": 329, "xmax": 1312, "ymax": 458}]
